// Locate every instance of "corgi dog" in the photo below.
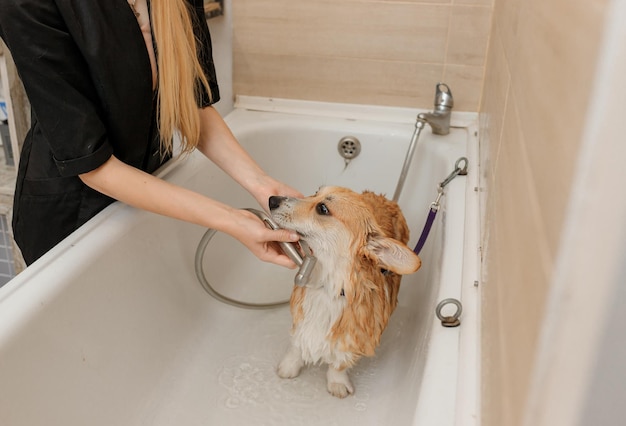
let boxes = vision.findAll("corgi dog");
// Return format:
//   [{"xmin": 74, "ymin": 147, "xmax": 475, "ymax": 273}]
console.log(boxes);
[{"xmin": 268, "ymin": 186, "xmax": 421, "ymax": 398}]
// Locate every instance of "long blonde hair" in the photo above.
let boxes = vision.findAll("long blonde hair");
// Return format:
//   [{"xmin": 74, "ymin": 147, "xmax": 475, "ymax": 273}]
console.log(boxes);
[{"xmin": 151, "ymin": 0, "xmax": 212, "ymax": 155}]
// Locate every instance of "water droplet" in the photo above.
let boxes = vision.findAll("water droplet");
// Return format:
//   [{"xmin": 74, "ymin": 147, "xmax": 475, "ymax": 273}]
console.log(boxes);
[
  {"xmin": 225, "ymin": 396, "xmax": 240, "ymax": 409},
  {"xmin": 354, "ymin": 402, "xmax": 368, "ymax": 412}
]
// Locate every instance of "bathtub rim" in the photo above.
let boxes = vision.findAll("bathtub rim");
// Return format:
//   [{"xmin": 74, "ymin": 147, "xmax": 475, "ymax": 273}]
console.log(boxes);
[
  {"xmin": 457, "ymin": 121, "xmax": 480, "ymax": 426},
  {"xmin": 234, "ymin": 95, "xmax": 479, "ymax": 128}
]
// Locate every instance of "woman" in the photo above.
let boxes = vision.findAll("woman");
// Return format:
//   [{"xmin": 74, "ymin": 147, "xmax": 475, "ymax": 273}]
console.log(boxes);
[{"xmin": 0, "ymin": 0, "xmax": 302, "ymax": 266}]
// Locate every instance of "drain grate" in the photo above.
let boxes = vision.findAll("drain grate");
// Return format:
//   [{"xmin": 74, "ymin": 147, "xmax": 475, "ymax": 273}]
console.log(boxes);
[{"xmin": 337, "ymin": 136, "xmax": 361, "ymax": 160}]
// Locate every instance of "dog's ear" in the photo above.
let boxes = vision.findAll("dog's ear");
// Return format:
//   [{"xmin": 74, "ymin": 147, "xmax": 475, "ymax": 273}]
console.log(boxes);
[{"xmin": 364, "ymin": 235, "xmax": 421, "ymax": 275}]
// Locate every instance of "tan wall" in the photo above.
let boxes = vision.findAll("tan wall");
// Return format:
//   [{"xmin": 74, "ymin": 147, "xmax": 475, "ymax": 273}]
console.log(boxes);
[
  {"xmin": 479, "ymin": 0, "xmax": 608, "ymax": 424},
  {"xmin": 232, "ymin": 0, "xmax": 492, "ymax": 112}
]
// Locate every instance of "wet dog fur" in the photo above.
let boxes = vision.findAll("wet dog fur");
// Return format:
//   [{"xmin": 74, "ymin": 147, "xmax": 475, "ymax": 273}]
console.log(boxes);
[{"xmin": 269, "ymin": 186, "xmax": 421, "ymax": 398}]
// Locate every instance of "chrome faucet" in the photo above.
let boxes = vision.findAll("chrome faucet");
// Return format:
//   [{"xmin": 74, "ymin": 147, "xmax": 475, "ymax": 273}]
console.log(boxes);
[{"xmin": 418, "ymin": 83, "xmax": 454, "ymax": 135}]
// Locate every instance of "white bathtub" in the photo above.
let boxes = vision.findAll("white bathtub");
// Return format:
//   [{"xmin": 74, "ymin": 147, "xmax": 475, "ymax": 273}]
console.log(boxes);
[{"xmin": 0, "ymin": 97, "xmax": 479, "ymax": 426}]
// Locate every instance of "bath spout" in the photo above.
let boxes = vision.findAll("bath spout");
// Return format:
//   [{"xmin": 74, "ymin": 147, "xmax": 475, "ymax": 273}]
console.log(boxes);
[{"xmin": 419, "ymin": 83, "xmax": 454, "ymax": 135}]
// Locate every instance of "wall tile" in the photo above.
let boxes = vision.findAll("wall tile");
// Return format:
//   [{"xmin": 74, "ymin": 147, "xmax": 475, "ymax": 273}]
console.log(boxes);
[
  {"xmin": 510, "ymin": 0, "xmax": 608, "ymax": 258},
  {"xmin": 479, "ymin": 0, "xmax": 609, "ymax": 424},
  {"xmin": 493, "ymin": 0, "xmax": 521, "ymax": 67},
  {"xmin": 234, "ymin": 52, "xmax": 443, "ymax": 107},
  {"xmin": 480, "ymin": 35, "xmax": 507, "ymax": 179},
  {"xmin": 386, "ymin": 0, "xmax": 452, "ymax": 4},
  {"xmin": 455, "ymin": 0, "xmax": 493, "ymax": 5},
  {"xmin": 479, "ymin": 29, "xmax": 509, "ymax": 247},
  {"xmin": 232, "ymin": 0, "xmax": 492, "ymax": 111},
  {"xmin": 481, "ymin": 196, "xmax": 513, "ymax": 426},
  {"xmin": 442, "ymin": 64, "xmax": 484, "ymax": 111},
  {"xmin": 233, "ymin": 0, "xmax": 450, "ymax": 63},
  {"xmin": 447, "ymin": 5, "xmax": 492, "ymax": 67},
  {"xmin": 494, "ymin": 94, "xmax": 552, "ymax": 424}
]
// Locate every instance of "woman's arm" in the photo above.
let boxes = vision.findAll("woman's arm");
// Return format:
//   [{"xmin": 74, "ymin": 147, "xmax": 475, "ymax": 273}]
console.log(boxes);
[
  {"xmin": 79, "ymin": 155, "xmax": 300, "ymax": 268},
  {"xmin": 80, "ymin": 106, "xmax": 303, "ymax": 268},
  {"xmin": 196, "ymin": 106, "xmax": 303, "ymax": 209}
]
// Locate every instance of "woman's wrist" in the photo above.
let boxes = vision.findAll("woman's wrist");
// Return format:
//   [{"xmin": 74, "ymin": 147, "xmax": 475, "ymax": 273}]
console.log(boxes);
[{"xmin": 245, "ymin": 173, "xmax": 279, "ymax": 210}]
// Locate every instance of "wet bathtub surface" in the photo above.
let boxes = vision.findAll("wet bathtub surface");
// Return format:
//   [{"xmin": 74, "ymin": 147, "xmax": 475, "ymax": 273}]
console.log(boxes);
[{"xmin": 140, "ymin": 304, "xmax": 422, "ymax": 426}]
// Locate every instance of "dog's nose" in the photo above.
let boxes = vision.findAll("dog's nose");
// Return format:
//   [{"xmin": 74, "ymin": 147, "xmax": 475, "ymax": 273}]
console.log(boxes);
[{"xmin": 269, "ymin": 195, "xmax": 287, "ymax": 210}]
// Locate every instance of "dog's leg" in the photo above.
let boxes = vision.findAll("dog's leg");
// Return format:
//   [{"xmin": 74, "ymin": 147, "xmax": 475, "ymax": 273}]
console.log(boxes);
[
  {"xmin": 326, "ymin": 366, "xmax": 354, "ymax": 398},
  {"xmin": 277, "ymin": 343, "xmax": 304, "ymax": 379}
]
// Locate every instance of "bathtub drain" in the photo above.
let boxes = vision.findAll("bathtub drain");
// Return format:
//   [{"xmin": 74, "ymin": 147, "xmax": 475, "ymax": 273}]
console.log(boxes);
[{"xmin": 337, "ymin": 136, "xmax": 361, "ymax": 167}]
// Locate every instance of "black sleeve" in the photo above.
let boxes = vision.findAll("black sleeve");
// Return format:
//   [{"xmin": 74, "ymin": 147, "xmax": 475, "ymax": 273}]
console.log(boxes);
[
  {"xmin": 0, "ymin": 0, "xmax": 113, "ymax": 176},
  {"xmin": 189, "ymin": 0, "xmax": 221, "ymax": 107}
]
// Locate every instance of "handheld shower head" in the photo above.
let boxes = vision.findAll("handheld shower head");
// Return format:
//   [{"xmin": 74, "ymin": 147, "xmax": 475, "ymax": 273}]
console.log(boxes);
[{"xmin": 245, "ymin": 208, "xmax": 317, "ymax": 287}]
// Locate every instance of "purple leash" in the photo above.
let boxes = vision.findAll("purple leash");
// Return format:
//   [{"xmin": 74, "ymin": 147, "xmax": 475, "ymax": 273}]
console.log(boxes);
[
  {"xmin": 413, "ymin": 205, "xmax": 439, "ymax": 255},
  {"xmin": 413, "ymin": 157, "xmax": 468, "ymax": 255}
]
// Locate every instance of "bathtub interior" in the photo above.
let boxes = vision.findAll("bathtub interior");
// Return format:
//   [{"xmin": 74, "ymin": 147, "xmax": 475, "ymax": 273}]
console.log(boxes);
[{"xmin": 0, "ymin": 107, "xmax": 469, "ymax": 425}]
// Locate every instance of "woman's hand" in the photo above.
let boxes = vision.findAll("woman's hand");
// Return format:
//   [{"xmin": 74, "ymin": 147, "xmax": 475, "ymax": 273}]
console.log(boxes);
[
  {"xmin": 228, "ymin": 209, "xmax": 300, "ymax": 269},
  {"xmin": 249, "ymin": 174, "xmax": 303, "ymax": 211}
]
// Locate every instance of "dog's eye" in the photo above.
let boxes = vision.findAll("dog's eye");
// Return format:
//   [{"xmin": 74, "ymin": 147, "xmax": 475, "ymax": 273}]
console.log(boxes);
[{"xmin": 316, "ymin": 202, "xmax": 330, "ymax": 216}]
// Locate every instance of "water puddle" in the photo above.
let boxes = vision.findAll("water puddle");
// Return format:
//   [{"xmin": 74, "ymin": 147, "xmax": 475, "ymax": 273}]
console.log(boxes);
[{"xmin": 214, "ymin": 309, "xmax": 412, "ymax": 417}]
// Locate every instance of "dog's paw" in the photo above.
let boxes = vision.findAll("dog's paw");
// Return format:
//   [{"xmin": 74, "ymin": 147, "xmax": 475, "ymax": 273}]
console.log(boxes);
[
  {"xmin": 326, "ymin": 367, "xmax": 354, "ymax": 398},
  {"xmin": 277, "ymin": 359, "xmax": 302, "ymax": 379},
  {"xmin": 327, "ymin": 381, "xmax": 354, "ymax": 398},
  {"xmin": 277, "ymin": 346, "xmax": 304, "ymax": 379}
]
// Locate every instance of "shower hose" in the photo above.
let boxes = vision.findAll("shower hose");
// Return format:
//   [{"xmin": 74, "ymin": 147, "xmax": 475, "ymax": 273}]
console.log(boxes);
[
  {"xmin": 195, "ymin": 116, "xmax": 437, "ymax": 309},
  {"xmin": 195, "ymin": 226, "xmax": 290, "ymax": 310}
]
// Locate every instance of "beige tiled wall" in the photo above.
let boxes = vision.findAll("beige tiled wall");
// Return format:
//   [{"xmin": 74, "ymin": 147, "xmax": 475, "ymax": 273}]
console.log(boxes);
[
  {"xmin": 232, "ymin": 0, "xmax": 492, "ymax": 112},
  {"xmin": 233, "ymin": 1, "xmax": 610, "ymax": 424},
  {"xmin": 479, "ymin": 0, "xmax": 609, "ymax": 424}
]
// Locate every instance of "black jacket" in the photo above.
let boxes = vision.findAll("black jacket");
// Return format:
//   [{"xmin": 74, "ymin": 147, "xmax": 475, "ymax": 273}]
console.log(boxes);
[{"xmin": 0, "ymin": 0, "xmax": 220, "ymax": 264}]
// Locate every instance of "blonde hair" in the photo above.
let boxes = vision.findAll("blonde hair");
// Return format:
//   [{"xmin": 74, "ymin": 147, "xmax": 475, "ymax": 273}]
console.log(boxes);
[{"xmin": 151, "ymin": 0, "xmax": 212, "ymax": 155}]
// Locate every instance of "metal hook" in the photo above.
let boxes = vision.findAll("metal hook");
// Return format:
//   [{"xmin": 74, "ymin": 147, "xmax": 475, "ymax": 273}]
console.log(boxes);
[
  {"xmin": 439, "ymin": 157, "xmax": 468, "ymax": 189},
  {"xmin": 435, "ymin": 298, "xmax": 463, "ymax": 327},
  {"xmin": 455, "ymin": 157, "xmax": 468, "ymax": 175}
]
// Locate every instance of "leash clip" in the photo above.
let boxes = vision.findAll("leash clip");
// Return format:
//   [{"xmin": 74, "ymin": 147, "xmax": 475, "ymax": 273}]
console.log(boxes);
[{"xmin": 430, "ymin": 185, "xmax": 445, "ymax": 210}]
